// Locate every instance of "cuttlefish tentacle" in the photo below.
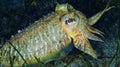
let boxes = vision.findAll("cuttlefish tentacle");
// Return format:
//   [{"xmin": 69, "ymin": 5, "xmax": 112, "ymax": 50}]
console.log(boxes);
[
  {"xmin": 80, "ymin": 25, "xmax": 103, "ymax": 42},
  {"xmin": 87, "ymin": 26, "xmax": 104, "ymax": 37},
  {"xmin": 88, "ymin": 6, "xmax": 115, "ymax": 25}
]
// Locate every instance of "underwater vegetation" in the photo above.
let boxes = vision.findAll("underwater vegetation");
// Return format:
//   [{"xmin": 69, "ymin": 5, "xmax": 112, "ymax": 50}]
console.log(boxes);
[{"xmin": 0, "ymin": 0, "xmax": 120, "ymax": 67}]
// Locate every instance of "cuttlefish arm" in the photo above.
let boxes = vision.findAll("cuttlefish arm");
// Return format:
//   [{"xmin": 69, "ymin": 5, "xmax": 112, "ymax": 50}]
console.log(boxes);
[
  {"xmin": 74, "ymin": 33, "xmax": 97, "ymax": 58},
  {"xmin": 82, "ymin": 5, "xmax": 114, "ymax": 42},
  {"xmin": 88, "ymin": 6, "xmax": 114, "ymax": 25}
]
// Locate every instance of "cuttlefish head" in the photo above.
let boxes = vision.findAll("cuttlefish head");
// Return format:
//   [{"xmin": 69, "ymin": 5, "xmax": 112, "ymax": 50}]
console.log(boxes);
[{"xmin": 59, "ymin": 12, "xmax": 104, "ymax": 58}]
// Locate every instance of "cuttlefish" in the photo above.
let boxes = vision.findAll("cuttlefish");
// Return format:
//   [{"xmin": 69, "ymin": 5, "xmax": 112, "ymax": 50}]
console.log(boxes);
[{"xmin": 0, "ymin": 3, "xmax": 113, "ymax": 66}]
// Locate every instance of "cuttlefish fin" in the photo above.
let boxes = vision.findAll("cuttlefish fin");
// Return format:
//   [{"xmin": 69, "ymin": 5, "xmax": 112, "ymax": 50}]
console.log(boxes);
[
  {"xmin": 73, "ymin": 35, "xmax": 97, "ymax": 58},
  {"xmin": 88, "ymin": 5, "xmax": 115, "ymax": 26}
]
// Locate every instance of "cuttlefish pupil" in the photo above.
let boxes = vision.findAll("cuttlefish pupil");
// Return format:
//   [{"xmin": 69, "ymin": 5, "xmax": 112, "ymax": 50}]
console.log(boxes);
[{"xmin": 65, "ymin": 18, "xmax": 76, "ymax": 24}]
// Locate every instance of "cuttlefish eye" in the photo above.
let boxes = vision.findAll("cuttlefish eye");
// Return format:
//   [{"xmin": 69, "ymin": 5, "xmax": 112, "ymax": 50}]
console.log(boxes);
[
  {"xmin": 65, "ymin": 18, "xmax": 76, "ymax": 24},
  {"xmin": 61, "ymin": 13, "xmax": 79, "ymax": 25}
]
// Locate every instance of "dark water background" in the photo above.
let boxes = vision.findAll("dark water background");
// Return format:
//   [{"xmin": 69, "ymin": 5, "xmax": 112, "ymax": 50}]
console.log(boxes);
[{"xmin": 0, "ymin": 0, "xmax": 120, "ymax": 66}]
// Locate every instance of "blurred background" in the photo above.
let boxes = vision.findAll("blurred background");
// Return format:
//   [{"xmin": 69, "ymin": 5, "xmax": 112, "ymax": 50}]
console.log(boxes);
[{"xmin": 0, "ymin": 0, "xmax": 120, "ymax": 66}]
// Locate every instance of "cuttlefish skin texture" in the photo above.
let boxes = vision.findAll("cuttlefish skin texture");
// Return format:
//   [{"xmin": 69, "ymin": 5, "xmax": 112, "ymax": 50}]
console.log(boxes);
[{"xmin": 0, "ymin": 3, "xmax": 113, "ymax": 66}]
